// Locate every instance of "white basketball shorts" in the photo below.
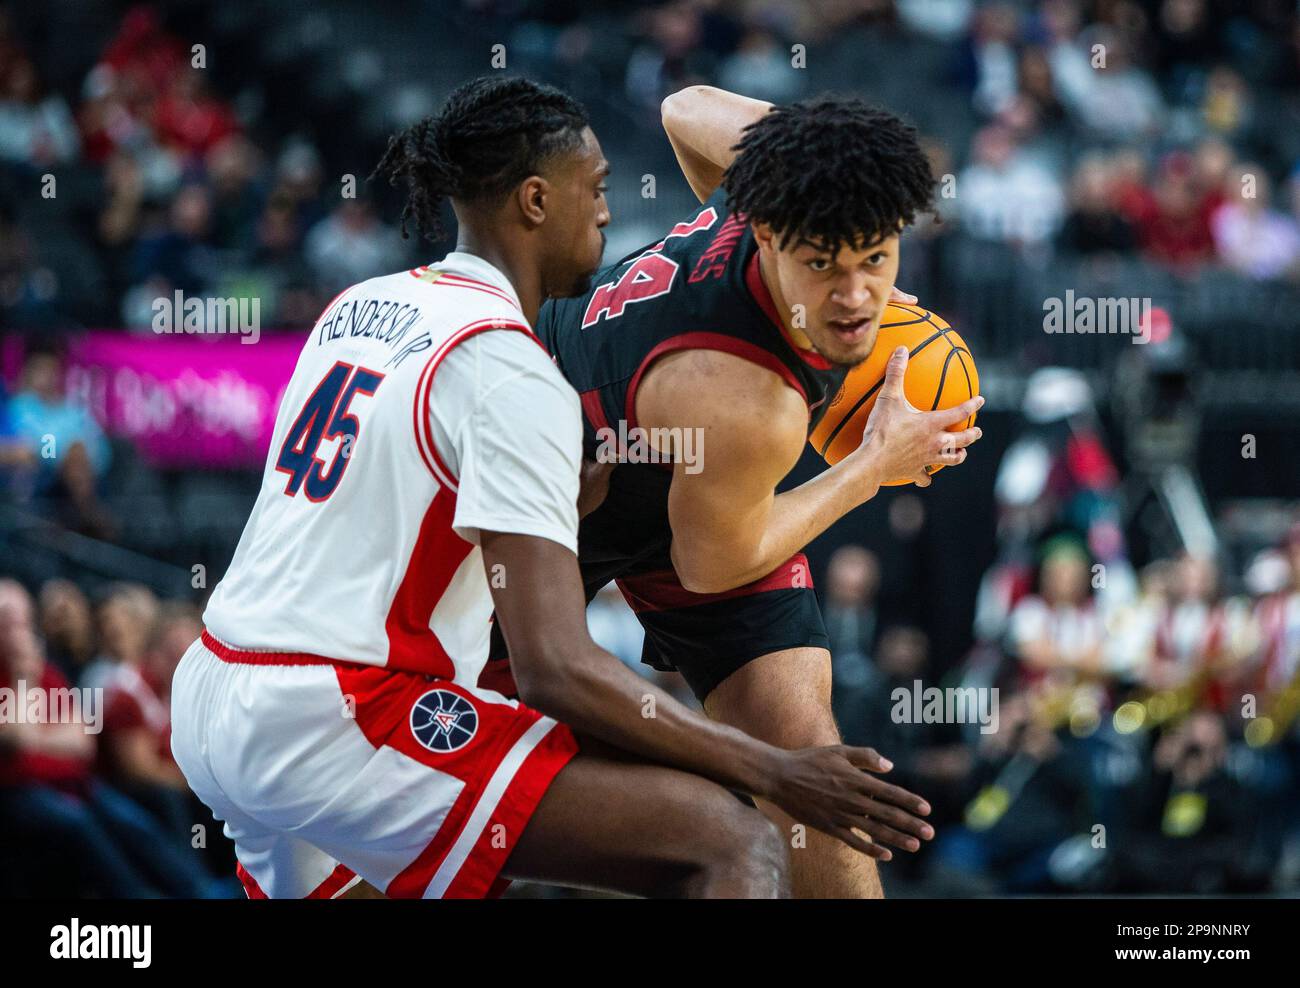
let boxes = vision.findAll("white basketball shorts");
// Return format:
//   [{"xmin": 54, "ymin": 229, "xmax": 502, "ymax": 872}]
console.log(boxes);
[{"xmin": 170, "ymin": 630, "xmax": 578, "ymax": 898}]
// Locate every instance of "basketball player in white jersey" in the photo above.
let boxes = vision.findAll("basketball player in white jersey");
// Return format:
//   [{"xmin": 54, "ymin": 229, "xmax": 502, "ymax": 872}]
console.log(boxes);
[{"xmin": 170, "ymin": 77, "xmax": 934, "ymax": 899}]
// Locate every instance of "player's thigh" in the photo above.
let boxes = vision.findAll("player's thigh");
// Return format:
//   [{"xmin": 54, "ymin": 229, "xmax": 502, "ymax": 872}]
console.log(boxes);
[
  {"xmin": 628, "ymin": 575, "xmax": 830, "ymax": 703},
  {"xmin": 501, "ymin": 750, "xmax": 784, "ymax": 896},
  {"xmin": 703, "ymin": 646, "xmax": 841, "ymax": 749}
]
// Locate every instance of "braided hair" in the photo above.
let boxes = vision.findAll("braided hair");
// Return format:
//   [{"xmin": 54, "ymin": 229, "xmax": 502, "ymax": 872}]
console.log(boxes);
[
  {"xmin": 370, "ymin": 76, "xmax": 590, "ymax": 242},
  {"xmin": 723, "ymin": 95, "xmax": 935, "ymax": 255}
]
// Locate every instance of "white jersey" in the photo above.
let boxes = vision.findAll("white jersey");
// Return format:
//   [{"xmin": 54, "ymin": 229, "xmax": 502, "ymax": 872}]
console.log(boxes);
[{"xmin": 203, "ymin": 253, "xmax": 582, "ymax": 685}]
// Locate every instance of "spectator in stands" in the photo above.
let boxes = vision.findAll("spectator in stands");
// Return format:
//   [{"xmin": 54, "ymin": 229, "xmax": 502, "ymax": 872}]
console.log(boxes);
[
  {"xmin": 0, "ymin": 579, "xmax": 146, "ymax": 896},
  {"xmin": 1102, "ymin": 558, "xmax": 1169, "ymax": 683},
  {"xmin": 1040, "ymin": 0, "xmax": 1093, "ymax": 109},
  {"xmin": 153, "ymin": 67, "xmax": 239, "ymax": 161},
  {"xmin": 78, "ymin": 63, "xmax": 183, "ymax": 202},
  {"xmin": 78, "ymin": 6, "xmax": 189, "ymax": 201},
  {"xmin": 1119, "ymin": 709, "xmax": 1265, "ymax": 892},
  {"xmin": 1109, "ymin": 147, "xmax": 1156, "ymax": 225},
  {"xmin": 1137, "ymin": 151, "xmax": 1217, "ymax": 272},
  {"xmin": 98, "ymin": 5, "xmax": 187, "ymax": 98},
  {"xmin": 1014, "ymin": 46, "xmax": 1068, "ymax": 133},
  {"xmin": 823, "ymin": 545, "xmax": 880, "ymax": 744},
  {"xmin": 963, "ymin": 2, "xmax": 1021, "ymax": 118},
  {"xmin": 1251, "ymin": 524, "xmax": 1300, "ymax": 702},
  {"xmin": 249, "ymin": 193, "xmax": 324, "ymax": 328},
  {"xmin": 0, "ymin": 54, "xmax": 79, "ymax": 167},
  {"xmin": 1008, "ymin": 536, "xmax": 1105, "ymax": 687},
  {"xmin": 1211, "ymin": 165, "xmax": 1300, "ymax": 281},
  {"xmin": 624, "ymin": 0, "xmax": 710, "ymax": 116},
  {"xmin": 1057, "ymin": 28, "xmax": 1164, "ymax": 140},
  {"xmin": 956, "ymin": 122, "xmax": 1064, "ymax": 248},
  {"xmin": 37, "ymin": 578, "xmax": 95, "ymax": 681},
  {"xmin": 206, "ymin": 134, "xmax": 265, "ymax": 252},
  {"xmin": 97, "ymin": 150, "xmax": 146, "ymax": 250},
  {"xmin": 97, "ymin": 601, "xmax": 198, "ymax": 839},
  {"xmin": 130, "ymin": 181, "xmax": 218, "ymax": 296},
  {"xmin": 856, "ymin": 625, "xmax": 972, "ymax": 810},
  {"xmin": 1249, "ymin": 526, "xmax": 1300, "ymax": 864},
  {"xmin": 0, "ymin": 374, "xmax": 38, "ymax": 493},
  {"xmin": 304, "ymin": 198, "xmax": 406, "ymax": 297},
  {"xmin": 933, "ymin": 688, "xmax": 1094, "ymax": 893},
  {"xmin": 897, "ymin": 0, "xmax": 974, "ymax": 42},
  {"xmin": 0, "ymin": 576, "xmax": 35, "ymax": 646},
  {"xmin": 271, "ymin": 140, "xmax": 326, "ymax": 242},
  {"xmin": 1059, "ymin": 154, "xmax": 1138, "ymax": 256},
  {"xmin": 0, "ymin": 199, "xmax": 65, "ymax": 331},
  {"xmin": 717, "ymin": 22, "xmax": 805, "ymax": 104},
  {"xmin": 78, "ymin": 63, "xmax": 147, "ymax": 166},
  {"xmin": 1151, "ymin": 0, "xmax": 1223, "ymax": 90},
  {"xmin": 81, "ymin": 582, "xmax": 158, "ymax": 692},
  {"xmin": 1143, "ymin": 553, "xmax": 1259, "ymax": 702},
  {"xmin": 1191, "ymin": 137, "xmax": 1231, "ymax": 214},
  {"xmin": 0, "ymin": 579, "xmax": 211, "ymax": 896},
  {"xmin": 1200, "ymin": 65, "xmax": 1252, "ymax": 138},
  {"xmin": 5, "ymin": 346, "xmax": 113, "ymax": 536},
  {"xmin": 1145, "ymin": 552, "xmax": 1218, "ymax": 690}
]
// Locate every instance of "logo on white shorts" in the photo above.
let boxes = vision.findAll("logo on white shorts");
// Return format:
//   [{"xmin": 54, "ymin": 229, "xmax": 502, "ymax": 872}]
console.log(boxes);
[{"xmin": 410, "ymin": 689, "xmax": 478, "ymax": 753}]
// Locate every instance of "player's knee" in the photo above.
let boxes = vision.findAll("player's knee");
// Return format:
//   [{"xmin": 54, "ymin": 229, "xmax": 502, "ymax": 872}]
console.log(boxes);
[
  {"xmin": 746, "ymin": 699, "xmax": 841, "ymax": 749},
  {"xmin": 695, "ymin": 798, "xmax": 789, "ymax": 898},
  {"xmin": 740, "ymin": 813, "xmax": 790, "ymax": 896},
  {"xmin": 728, "ymin": 811, "xmax": 789, "ymax": 898}
]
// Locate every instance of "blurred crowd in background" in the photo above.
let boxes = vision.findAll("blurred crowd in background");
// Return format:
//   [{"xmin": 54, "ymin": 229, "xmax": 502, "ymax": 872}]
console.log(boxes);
[
  {"xmin": 0, "ymin": 4, "xmax": 403, "ymax": 335},
  {"xmin": 3, "ymin": 0, "xmax": 1300, "ymax": 335},
  {"xmin": 0, "ymin": 575, "xmax": 236, "ymax": 895},
  {"xmin": 2, "ymin": 0, "xmax": 1300, "ymax": 896}
]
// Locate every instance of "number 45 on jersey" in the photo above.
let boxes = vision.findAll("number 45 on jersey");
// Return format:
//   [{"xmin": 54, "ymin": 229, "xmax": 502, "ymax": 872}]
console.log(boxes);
[{"xmin": 275, "ymin": 361, "xmax": 385, "ymax": 502}]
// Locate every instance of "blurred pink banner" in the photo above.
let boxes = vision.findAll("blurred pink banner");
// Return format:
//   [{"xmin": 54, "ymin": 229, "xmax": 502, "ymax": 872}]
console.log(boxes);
[{"xmin": 65, "ymin": 332, "xmax": 301, "ymax": 468}]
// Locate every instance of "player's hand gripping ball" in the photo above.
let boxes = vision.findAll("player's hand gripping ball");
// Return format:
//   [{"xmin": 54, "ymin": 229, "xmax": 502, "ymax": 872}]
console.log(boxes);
[{"xmin": 809, "ymin": 303, "xmax": 979, "ymax": 484}]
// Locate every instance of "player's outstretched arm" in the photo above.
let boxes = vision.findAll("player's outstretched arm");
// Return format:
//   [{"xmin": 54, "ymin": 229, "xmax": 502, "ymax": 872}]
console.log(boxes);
[
  {"xmin": 661, "ymin": 85, "xmax": 772, "ymax": 202},
  {"xmin": 645, "ymin": 347, "xmax": 982, "ymax": 594},
  {"xmin": 481, "ymin": 530, "xmax": 933, "ymax": 860}
]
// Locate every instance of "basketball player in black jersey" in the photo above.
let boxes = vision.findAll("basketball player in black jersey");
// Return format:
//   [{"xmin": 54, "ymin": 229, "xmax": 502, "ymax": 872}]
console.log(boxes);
[{"xmin": 486, "ymin": 86, "xmax": 984, "ymax": 897}]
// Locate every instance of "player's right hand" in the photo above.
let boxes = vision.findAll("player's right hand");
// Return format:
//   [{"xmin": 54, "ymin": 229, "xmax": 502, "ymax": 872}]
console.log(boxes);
[
  {"xmin": 855, "ymin": 345, "xmax": 983, "ymax": 488},
  {"xmin": 765, "ymin": 745, "xmax": 935, "ymax": 860}
]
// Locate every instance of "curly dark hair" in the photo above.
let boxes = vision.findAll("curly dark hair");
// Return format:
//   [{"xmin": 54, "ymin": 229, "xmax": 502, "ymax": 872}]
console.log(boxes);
[
  {"xmin": 370, "ymin": 76, "xmax": 590, "ymax": 242},
  {"xmin": 722, "ymin": 95, "xmax": 936, "ymax": 254}
]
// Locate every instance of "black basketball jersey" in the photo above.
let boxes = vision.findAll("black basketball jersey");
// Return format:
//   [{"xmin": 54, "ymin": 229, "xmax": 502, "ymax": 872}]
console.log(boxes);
[
  {"xmin": 537, "ymin": 187, "xmax": 848, "ymax": 467},
  {"xmin": 483, "ymin": 187, "xmax": 849, "ymax": 679}
]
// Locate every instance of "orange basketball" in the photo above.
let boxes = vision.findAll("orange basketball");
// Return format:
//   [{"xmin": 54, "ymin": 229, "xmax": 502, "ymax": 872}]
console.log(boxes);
[{"xmin": 809, "ymin": 303, "xmax": 978, "ymax": 484}]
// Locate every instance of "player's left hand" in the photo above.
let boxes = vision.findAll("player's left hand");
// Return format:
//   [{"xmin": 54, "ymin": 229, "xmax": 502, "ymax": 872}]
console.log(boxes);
[
  {"xmin": 889, "ymin": 286, "xmax": 918, "ymax": 305},
  {"xmin": 764, "ymin": 744, "xmax": 935, "ymax": 861}
]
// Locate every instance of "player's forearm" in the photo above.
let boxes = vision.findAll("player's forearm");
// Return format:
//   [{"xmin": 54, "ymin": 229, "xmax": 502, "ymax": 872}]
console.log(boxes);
[
  {"xmin": 662, "ymin": 86, "xmax": 772, "ymax": 201},
  {"xmin": 675, "ymin": 457, "xmax": 882, "ymax": 593},
  {"xmin": 520, "ymin": 646, "xmax": 780, "ymax": 798}
]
